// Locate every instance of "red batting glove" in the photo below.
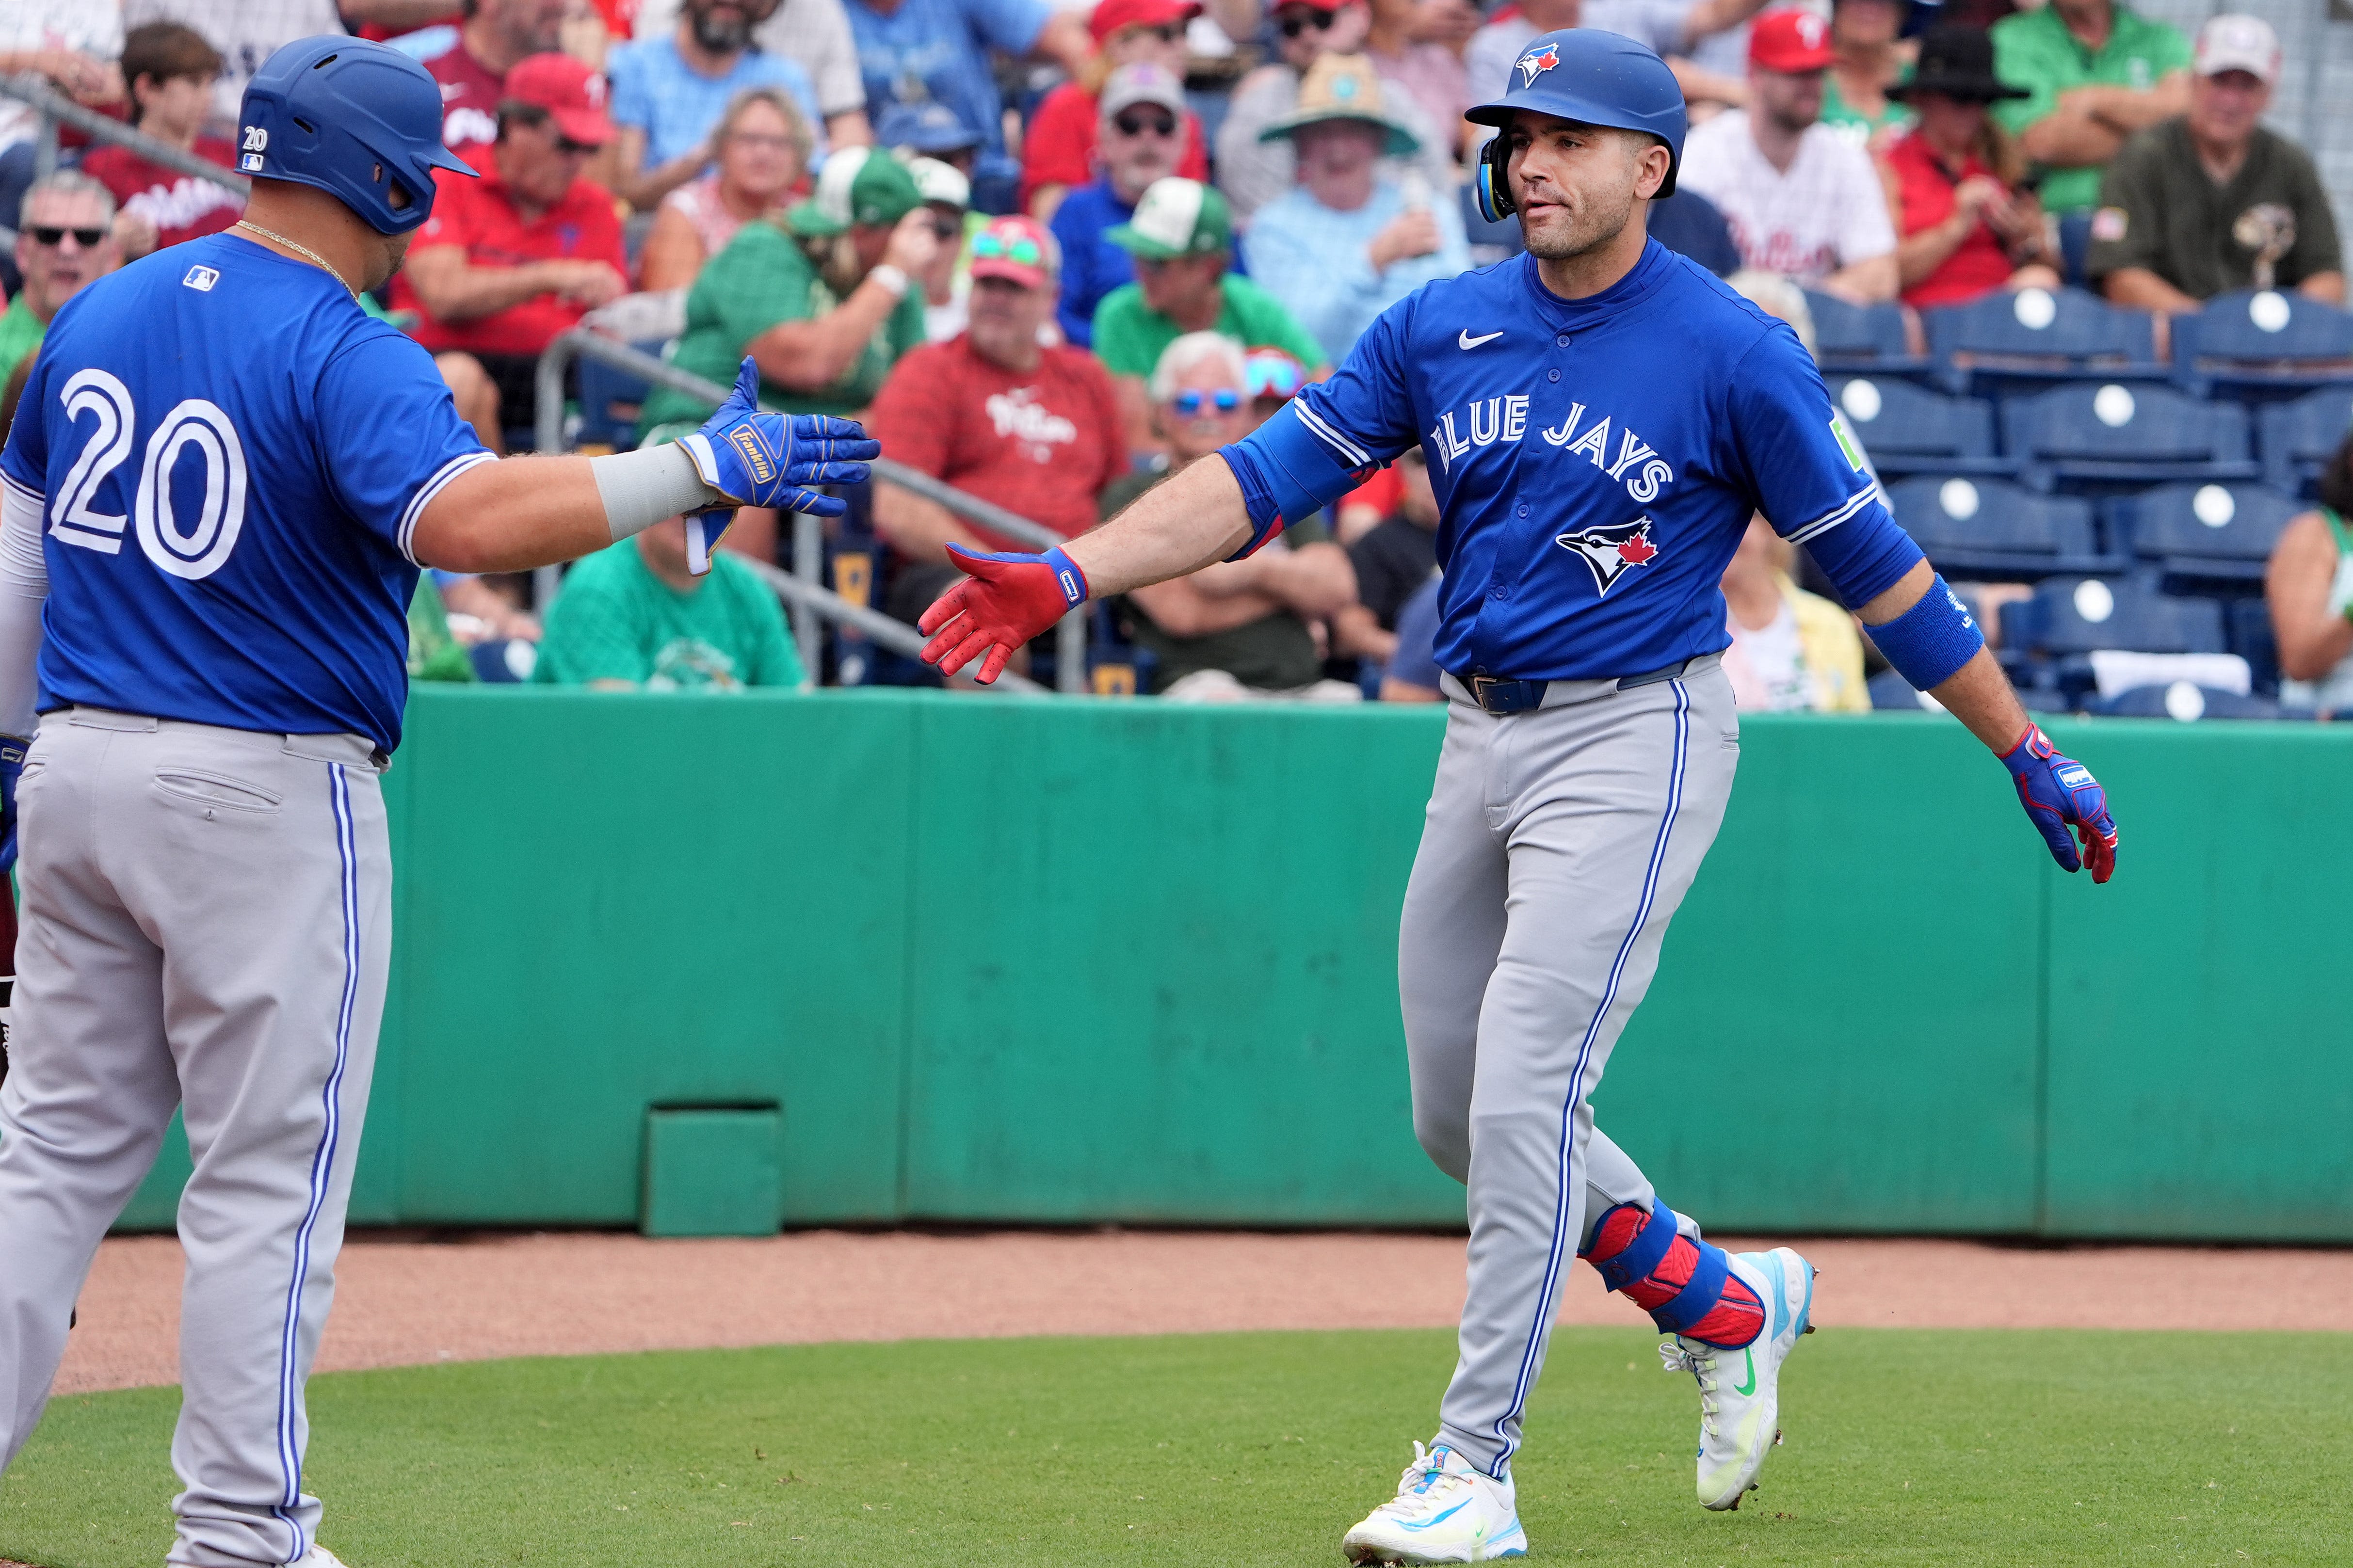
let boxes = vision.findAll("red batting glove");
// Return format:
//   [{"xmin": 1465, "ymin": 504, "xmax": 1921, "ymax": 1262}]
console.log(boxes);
[{"xmin": 917, "ymin": 543, "xmax": 1089, "ymax": 684}]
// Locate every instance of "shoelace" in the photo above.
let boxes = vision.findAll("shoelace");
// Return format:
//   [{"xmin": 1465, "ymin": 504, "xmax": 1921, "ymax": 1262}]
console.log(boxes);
[
  {"xmin": 1660, "ymin": 1339, "xmax": 1723, "ymax": 1436},
  {"xmin": 1372, "ymin": 1441, "xmax": 1469, "ymax": 1519}
]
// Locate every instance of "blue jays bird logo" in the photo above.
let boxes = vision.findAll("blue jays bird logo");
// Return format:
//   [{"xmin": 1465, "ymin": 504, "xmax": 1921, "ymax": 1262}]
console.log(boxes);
[
  {"xmin": 1515, "ymin": 43, "xmax": 1560, "ymax": 86},
  {"xmin": 1556, "ymin": 517, "xmax": 1660, "ymax": 594}
]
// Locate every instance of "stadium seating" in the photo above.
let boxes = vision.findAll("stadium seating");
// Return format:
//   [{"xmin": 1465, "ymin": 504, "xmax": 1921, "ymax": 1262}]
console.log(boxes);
[
  {"xmin": 2087, "ymin": 682, "xmax": 2283, "ymax": 720},
  {"xmin": 1883, "ymin": 475, "xmax": 2107, "ymax": 577},
  {"xmin": 2171, "ymin": 289, "xmax": 2353, "ymax": 402},
  {"xmin": 2002, "ymin": 576, "xmax": 2228, "ymax": 657},
  {"xmin": 2256, "ymin": 383, "xmax": 2353, "ymax": 496},
  {"xmin": 1999, "ymin": 381, "xmax": 2259, "ymax": 494},
  {"xmin": 1805, "ymin": 290, "xmax": 1931, "ymax": 379},
  {"xmin": 1921, "ymin": 286, "xmax": 2164, "ymax": 398},
  {"xmin": 2227, "ymin": 596, "xmax": 2281, "ymax": 694},
  {"xmin": 1829, "ymin": 376, "xmax": 2015, "ymax": 479},
  {"xmin": 2107, "ymin": 481, "xmax": 2301, "ymax": 586}
]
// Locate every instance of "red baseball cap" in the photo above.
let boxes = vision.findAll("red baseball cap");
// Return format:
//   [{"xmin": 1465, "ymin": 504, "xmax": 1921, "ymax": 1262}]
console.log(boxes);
[
  {"xmin": 1748, "ymin": 8, "xmax": 1836, "ymax": 73},
  {"xmin": 970, "ymin": 214, "xmax": 1057, "ymax": 289},
  {"xmin": 505, "ymin": 52, "xmax": 615, "ymax": 147},
  {"xmin": 1089, "ymin": 0, "xmax": 1202, "ymax": 46}
]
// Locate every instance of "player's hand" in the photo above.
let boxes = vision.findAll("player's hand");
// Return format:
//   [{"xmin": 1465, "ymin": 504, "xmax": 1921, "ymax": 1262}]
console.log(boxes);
[
  {"xmin": 0, "ymin": 734, "xmax": 27, "ymax": 875},
  {"xmin": 679, "ymin": 358, "xmax": 880, "ymax": 574},
  {"xmin": 918, "ymin": 543, "xmax": 1089, "ymax": 685},
  {"xmin": 1999, "ymin": 723, "xmax": 2117, "ymax": 883}
]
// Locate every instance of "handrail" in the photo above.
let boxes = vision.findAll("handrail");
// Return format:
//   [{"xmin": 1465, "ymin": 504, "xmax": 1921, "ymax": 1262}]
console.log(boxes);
[
  {"xmin": 741, "ymin": 558, "xmax": 1046, "ymax": 695},
  {"xmin": 0, "ymin": 73, "xmax": 252, "ymax": 195},
  {"xmin": 534, "ymin": 329, "xmax": 1091, "ymax": 692}
]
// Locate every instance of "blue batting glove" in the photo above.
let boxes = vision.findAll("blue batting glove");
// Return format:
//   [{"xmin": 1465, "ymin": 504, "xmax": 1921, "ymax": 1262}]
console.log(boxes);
[
  {"xmin": 679, "ymin": 358, "xmax": 882, "ymax": 574},
  {"xmin": 1999, "ymin": 723, "xmax": 2117, "ymax": 883},
  {"xmin": 0, "ymin": 734, "xmax": 25, "ymax": 875}
]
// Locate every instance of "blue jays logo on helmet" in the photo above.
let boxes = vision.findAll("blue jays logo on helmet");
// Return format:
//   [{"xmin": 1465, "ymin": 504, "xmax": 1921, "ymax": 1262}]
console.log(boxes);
[{"xmin": 1515, "ymin": 43, "xmax": 1561, "ymax": 87}]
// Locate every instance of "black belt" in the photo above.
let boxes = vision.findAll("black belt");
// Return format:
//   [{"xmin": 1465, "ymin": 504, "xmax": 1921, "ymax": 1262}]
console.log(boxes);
[{"xmin": 1457, "ymin": 656, "xmax": 1705, "ymax": 716}]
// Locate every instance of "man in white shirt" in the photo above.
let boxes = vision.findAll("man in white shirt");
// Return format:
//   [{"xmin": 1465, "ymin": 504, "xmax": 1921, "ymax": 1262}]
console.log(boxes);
[{"xmin": 1674, "ymin": 8, "xmax": 1899, "ymax": 302}]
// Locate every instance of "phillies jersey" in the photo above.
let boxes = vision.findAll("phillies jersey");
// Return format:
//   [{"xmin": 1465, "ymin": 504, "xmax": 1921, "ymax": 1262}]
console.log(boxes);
[
  {"xmin": 1228, "ymin": 239, "xmax": 1920, "ymax": 681},
  {"xmin": 0, "ymin": 232, "xmax": 492, "ymax": 751}
]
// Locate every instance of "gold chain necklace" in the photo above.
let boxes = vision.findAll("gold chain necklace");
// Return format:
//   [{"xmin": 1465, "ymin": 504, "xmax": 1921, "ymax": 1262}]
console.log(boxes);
[{"xmin": 231, "ymin": 220, "xmax": 357, "ymax": 298}]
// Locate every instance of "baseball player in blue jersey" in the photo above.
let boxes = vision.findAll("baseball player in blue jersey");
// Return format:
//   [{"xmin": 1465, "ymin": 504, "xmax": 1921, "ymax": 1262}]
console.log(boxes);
[
  {"xmin": 921, "ymin": 30, "xmax": 2117, "ymax": 1566},
  {"xmin": 0, "ymin": 37, "xmax": 873, "ymax": 1567}
]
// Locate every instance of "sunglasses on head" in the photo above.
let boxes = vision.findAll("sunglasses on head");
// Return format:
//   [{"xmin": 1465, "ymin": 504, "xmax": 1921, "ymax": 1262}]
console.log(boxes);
[
  {"xmin": 28, "ymin": 225, "xmax": 105, "ymax": 248},
  {"xmin": 1245, "ymin": 355, "xmax": 1304, "ymax": 400},
  {"xmin": 1112, "ymin": 109, "xmax": 1179, "ymax": 138},
  {"xmin": 1278, "ymin": 11, "xmax": 1336, "ymax": 38},
  {"xmin": 1171, "ymin": 388, "xmax": 1241, "ymax": 416},
  {"xmin": 970, "ymin": 228, "xmax": 1044, "ymax": 267}
]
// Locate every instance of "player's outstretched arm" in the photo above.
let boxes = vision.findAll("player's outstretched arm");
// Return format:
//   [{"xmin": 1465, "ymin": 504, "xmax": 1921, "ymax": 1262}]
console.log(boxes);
[
  {"xmin": 412, "ymin": 358, "xmax": 878, "ymax": 577},
  {"xmin": 918, "ymin": 454, "xmax": 1257, "ymax": 684},
  {"xmin": 1859, "ymin": 559, "xmax": 2118, "ymax": 883}
]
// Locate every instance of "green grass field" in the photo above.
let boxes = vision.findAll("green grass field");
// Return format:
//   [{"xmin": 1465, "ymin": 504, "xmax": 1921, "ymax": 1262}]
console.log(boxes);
[{"xmin": 4, "ymin": 1328, "xmax": 2348, "ymax": 1567}]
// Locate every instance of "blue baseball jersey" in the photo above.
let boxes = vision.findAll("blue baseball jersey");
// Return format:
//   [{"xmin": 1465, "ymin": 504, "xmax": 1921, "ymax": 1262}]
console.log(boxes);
[
  {"xmin": 0, "ymin": 233, "xmax": 492, "ymax": 752},
  {"xmin": 1225, "ymin": 239, "xmax": 1921, "ymax": 681}
]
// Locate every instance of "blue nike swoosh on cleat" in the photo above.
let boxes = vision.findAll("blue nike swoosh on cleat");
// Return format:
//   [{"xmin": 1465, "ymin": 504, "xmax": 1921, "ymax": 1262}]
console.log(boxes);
[{"xmin": 1400, "ymin": 1500, "xmax": 1470, "ymax": 1532}]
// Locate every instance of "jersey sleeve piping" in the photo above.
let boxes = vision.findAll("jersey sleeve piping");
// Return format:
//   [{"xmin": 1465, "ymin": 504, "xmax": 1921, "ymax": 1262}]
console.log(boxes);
[
  {"xmin": 0, "ymin": 471, "xmax": 43, "ymax": 508},
  {"xmin": 1292, "ymin": 399, "xmax": 1373, "ymax": 468},
  {"xmin": 398, "ymin": 450, "xmax": 499, "ymax": 565},
  {"xmin": 1783, "ymin": 484, "xmax": 1880, "ymax": 545}
]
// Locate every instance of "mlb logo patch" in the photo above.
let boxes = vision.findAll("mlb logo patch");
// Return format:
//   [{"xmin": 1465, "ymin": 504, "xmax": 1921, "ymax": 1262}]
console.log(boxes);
[
  {"xmin": 182, "ymin": 265, "xmax": 220, "ymax": 291},
  {"xmin": 1515, "ymin": 44, "xmax": 1560, "ymax": 87},
  {"xmin": 238, "ymin": 152, "xmax": 264, "ymax": 172}
]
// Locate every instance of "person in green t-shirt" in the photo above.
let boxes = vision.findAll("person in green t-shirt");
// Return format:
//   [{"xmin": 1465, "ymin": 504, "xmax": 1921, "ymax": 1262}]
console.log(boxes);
[
  {"xmin": 1819, "ymin": 0, "xmax": 1915, "ymax": 147},
  {"xmin": 1103, "ymin": 331, "xmax": 1358, "ymax": 700},
  {"xmin": 1990, "ymin": 0, "xmax": 2192, "ymax": 214},
  {"xmin": 1086, "ymin": 176, "xmax": 1329, "ymax": 455},
  {"xmin": 636, "ymin": 146, "xmax": 936, "ymax": 438},
  {"xmin": 533, "ymin": 515, "xmax": 807, "ymax": 690}
]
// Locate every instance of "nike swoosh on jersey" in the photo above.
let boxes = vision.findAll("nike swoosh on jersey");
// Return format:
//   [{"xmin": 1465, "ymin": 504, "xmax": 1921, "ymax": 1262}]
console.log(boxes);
[{"xmin": 1458, "ymin": 330, "xmax": 1504, "ymax": 349}]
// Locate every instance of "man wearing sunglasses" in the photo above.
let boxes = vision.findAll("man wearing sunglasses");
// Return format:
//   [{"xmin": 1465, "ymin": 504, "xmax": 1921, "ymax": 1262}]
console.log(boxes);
[
  {"xmin": 0, "ymin": 174, "xmax": 125, "ymax": 388},
  {"xmin": 1049, "ymin": 63, "xmax": 1194, "ymax": 347},
  {"xmin": 1019, "ymin": 0, "xmax": 1208, "ymax": 222},
  {"xmin": 398, "ymin": 53, "xmax": 630, "ymax": 454}
]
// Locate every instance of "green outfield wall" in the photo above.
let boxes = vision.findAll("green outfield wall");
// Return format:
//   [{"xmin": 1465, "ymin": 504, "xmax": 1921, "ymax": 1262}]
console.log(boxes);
[{"xmin": 112, "ymin": 688, "xmax": 2353, "ymax": 1242}]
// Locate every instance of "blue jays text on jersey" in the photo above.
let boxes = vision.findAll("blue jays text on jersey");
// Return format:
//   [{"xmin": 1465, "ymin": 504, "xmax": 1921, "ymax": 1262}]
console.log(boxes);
[
  {"xmin": 0, "ymin": 232, "xmax": 493, "ymax": 752},
  {"xmin": 1225, "ymin": 239, "xmax": 1923, "ymax": 681}
]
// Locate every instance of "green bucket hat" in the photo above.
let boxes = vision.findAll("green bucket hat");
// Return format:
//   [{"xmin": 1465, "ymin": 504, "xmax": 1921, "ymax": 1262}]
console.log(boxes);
[
  {"xmin": 785, "ymin": 145, "xmax": 924, "ymax": 237},
  {"xmin": 1106, "ymin": 177, "xmax": 1234, "ymax": 261}
]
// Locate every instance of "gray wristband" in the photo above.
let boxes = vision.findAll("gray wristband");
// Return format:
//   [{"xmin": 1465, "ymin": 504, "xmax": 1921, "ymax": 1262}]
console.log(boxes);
[{"xmin": 589, "ymin": 443, "xmax": 724, "ymax": 542}]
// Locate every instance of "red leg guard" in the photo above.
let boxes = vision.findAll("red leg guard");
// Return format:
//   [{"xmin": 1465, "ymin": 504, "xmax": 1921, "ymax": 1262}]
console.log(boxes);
[{"xmin": 1585, "ymin": 1205, "xmax": 1764, "ymax": 1348}]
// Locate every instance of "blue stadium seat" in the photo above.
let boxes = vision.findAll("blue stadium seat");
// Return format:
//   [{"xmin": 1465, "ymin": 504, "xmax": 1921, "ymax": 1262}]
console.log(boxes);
[
  {"xmin": 1998, "ymin": 381, "xmax": 2258, "ymax": 494},
  {"xmin": 1867, "ymin": 669, "xmax": 1940, "ymax": 711},
  {"xmin": 2106, "ymin": 481, "xmax": 2301, "ymax": 585},
  {"xmin": 573, "ymin": 339, "xmax": 665, "ymax": 450},
  {"xmin": 2227, "ymin": 595, "xmax": 2280, "ymax": 696},
  {"xmin": 2172, "ymin": 289, "xmax": 2353, "ymax": 402},
  {"xmin": 1805, "ymin": 290, "xmax": 1931, "ymax": 378},
  {"xmin": 1921, "ymin": 285, "xmax": 2164, "ymax": 398},
  {"xmin": 2086, "ymin": 683, "xmax": 2281, "ymax": 720},
  {"xmin": 1828, "ymin": 376, "xmax": 2015, "ymax": 479},
  {"xmin": 2004, "ymin": 576, "xmax": 2227, "ymax": 656},
  {"xmin": 2256, "ymin": 383, "xmax": 2353, "ymax": 496},
  {"xmin": 1883, "ymin": 475, "xmax": 2108, "ymax": 577}
]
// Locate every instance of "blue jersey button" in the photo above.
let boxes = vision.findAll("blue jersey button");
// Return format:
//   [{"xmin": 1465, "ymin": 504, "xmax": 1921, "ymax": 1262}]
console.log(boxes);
[
  {"xmin": 1547, "ymin": 368, "xmax": 1560, "ymax": 382},
  {"xmin": 1516, "ymin": 503, "xmax": 1530, "ymax": 517},
  {"xmin": 1554, "ymin": 333, "xmax": 1571, "ymax": 347}
]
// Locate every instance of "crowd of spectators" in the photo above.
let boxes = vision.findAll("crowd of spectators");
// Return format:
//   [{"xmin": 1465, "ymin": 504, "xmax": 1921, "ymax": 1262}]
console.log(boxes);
[{"xmin": 2, "ymin": 0, "xmax": 2350, "ymax": 711}]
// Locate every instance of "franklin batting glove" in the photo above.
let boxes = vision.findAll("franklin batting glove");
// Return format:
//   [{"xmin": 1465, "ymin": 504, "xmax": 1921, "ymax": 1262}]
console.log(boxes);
[
  {"xmin": 2000, "ymin": 723, "xmax": 2117, "ymax": 883},
  {"xmin": 679, "ymin": 358, "xmax": 881, "ymax": 574},
  {"xmin": 918, "ymin": 543, "xmax": 1089, "ymax": 685}
]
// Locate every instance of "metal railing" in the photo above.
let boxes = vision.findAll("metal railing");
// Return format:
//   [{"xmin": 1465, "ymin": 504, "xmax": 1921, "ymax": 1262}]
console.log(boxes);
[
  {"xmin": 1, "ymin": 73, "xmax": 252, "ymax": 195},
  {"xmin": 535, "ymin": 330, "xmax": 1089, "ymax": 693}
]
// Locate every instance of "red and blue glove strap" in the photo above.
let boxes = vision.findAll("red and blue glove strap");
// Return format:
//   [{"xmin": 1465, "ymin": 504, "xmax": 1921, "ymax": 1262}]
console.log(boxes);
[{"xmin": 1040, "ymin": 545, "xmax": 1089, "ymax": 609}]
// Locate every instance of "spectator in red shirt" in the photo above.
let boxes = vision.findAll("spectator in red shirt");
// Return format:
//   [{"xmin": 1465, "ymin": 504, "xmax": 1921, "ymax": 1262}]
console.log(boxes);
[
  {"xmin": 422, "ymin": 0, "xmax": 571, "ymax": 170},
  {"xmin": 866, "ymin": 214, "xmax": 1128, "ymax": 626},
  {"xmin": 1876, "ymin": 26, "xmax": 2058, "ymax": 308},
  {"xmin": 399, "ymin": 53, "xmax": 629, "ymax": 453},
  {"xmin": 82, "ymin": 23, "xmax": 242, "ymax": 261},
  {"xmin": 1020, "ymin": 0, "xmax": 1210, "ymax": 222}
]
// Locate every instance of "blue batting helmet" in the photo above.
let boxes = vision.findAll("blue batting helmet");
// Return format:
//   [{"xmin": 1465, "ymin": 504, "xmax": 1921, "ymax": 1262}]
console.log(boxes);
[
  {"xmin": 238, "ymin": 36, "xmax": 475, "ymax": 235},
  {"xmin": 1465, "ymin": 29, "xmax": 1687, "ymax": 220}
]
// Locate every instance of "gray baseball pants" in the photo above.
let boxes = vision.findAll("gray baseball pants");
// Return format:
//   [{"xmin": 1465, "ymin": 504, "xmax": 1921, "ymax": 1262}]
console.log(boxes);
[
  {"xmin": 1399, "ymin": 660, "xmax": 1739, "ymax": 1480},
  {"xmin": 0, "ymin": 708, "xmax": 390, "ymax": 1567}
]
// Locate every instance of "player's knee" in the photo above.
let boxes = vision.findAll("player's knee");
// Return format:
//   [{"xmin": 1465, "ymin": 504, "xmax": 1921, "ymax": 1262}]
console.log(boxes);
[{"xmin": 1413, "ymin": 1105, "xmax": 1471, "ymax": 1184}]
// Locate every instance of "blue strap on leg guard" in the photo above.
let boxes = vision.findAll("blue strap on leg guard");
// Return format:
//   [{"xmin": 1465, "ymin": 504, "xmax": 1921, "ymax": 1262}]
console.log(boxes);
[
  {"xmin": 1582, "ymin": 1201, "xmax": 1678, "ymax": 1292},
  {"xmin": 1653, "ymin": 1241, "xmax": 1730, "ymax": 1336},
  {"xmin": 1866, "ymin": 573, "xmax": 1985, "ymax": 694}
]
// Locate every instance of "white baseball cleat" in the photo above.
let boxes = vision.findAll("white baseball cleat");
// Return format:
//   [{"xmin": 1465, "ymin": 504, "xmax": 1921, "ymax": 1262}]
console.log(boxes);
[
  {"xmin": 299, "ymin": 1551, "xmax": 351, "ymax": 1567},
  {"xmin": 1340, "ymin": 1440, "xmax": 1527, "ymax": 1564},
  {"xmin": 1660, "ymin": 1246, "xmax": 1816, "ymax": 1510}
]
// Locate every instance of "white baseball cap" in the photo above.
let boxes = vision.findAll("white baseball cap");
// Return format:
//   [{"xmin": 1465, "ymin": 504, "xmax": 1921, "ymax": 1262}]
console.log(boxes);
[{"xmin": 2194, "ymin": 14, "xmax": 2281, "ymax": 85}]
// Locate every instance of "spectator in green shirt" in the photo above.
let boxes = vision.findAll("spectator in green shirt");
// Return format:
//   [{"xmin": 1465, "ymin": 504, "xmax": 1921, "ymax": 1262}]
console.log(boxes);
[
  {"xmin": 1819, "ymin": 0, "xmax": 1914, "ymax": 147},
  {"xmin": 1991, "ymin": 0, "xmax": 2191, "ymax": 215},
  {"xmin": 2, "ymin": 172, "xmax": 123, "ymax": 386},
  {"xmin": 2088, "ymin": 14, "xmax": 2342, "ymax": 315},
  {"xmin": 534, "ymin": 514, "xmax": 808, "ymax": 690},
  {"xmin": 1089, "ymin": 176, "xmax": 1329, "ymax": 454},
  {"xmin": 637, "ymin": 145, "xmax": 937, "ymax": 439}
]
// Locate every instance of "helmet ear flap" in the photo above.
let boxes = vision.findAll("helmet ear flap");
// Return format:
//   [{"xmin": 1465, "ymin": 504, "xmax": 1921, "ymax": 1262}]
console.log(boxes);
[{"xmin": 1474, "ymin": 131, "xmax": 1514, "ymax": 224}]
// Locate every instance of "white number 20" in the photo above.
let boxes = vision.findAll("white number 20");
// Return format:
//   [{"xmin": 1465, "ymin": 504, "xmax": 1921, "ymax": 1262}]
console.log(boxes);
[{"xmin": 53, "ymin": 373, "xmax": 249, "ymax": 581}]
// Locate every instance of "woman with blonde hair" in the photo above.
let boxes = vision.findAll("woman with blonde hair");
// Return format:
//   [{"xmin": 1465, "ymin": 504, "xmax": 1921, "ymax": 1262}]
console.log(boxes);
[
  {"xmin": 1019, "ymin": 0, "xmax": 1211, "ymax": 220},
  {"xmin": 638, "ymin": 84, "xmax": 815, "ymax": 292}
]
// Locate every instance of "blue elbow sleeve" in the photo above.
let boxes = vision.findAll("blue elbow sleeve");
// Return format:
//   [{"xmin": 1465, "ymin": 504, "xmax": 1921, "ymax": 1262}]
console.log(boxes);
[
  {"xmin": 1869, "ymin": 573, "xmax": 1985, "ymax": 692},
  {"xmin": 1221, "ymin": 400, "xmax": 1369, "ymax": 560}
]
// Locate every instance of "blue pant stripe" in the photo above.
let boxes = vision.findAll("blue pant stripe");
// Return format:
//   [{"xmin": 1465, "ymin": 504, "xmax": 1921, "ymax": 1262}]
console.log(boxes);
[
  {"xmin": 271, "ymin": 764, "xmax": 361, "ymax": 1562},
  {"xmin": 1486, "ymin": 680, "xmax": 1691, "ymax": 1475}
]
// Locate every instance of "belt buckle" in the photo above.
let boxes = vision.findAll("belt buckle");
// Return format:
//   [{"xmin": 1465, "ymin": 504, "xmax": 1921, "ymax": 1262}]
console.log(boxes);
[{"xmin": 1468, "ymin": 674, "xmax": 1506, "ymax": 714}]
